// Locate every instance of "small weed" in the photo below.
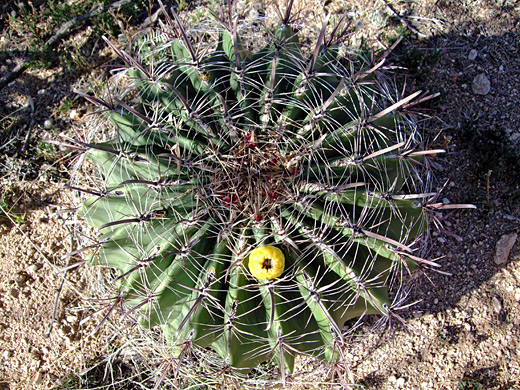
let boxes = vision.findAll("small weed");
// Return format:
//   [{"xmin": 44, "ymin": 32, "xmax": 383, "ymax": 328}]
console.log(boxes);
[
  {"xmin": 458, "ymin": 378, "xmax": 483, "ymax": 390},
  {"xmin": 36, "ymin": 140, "xmax": 58, "ymax": 161},
  {"xmin": 177, "ymin": 0, "xmax": 188, "ymax": 12},
  {"xmin": 52, "ymin": 374, "xmax": 81, "ymax": 389},
  {"xmin": 437, "ymin": 326, "xmax": 461, "ymax": 345},
  {"xmin": 57, "ymin": 96, "xmax": 76, "ymax": 114},
  {"xmin": 354, "ymin": 380, "xmax": 369, "ymax": 389},
  {"xmin": 0, "ymin": 197, "xmax": 24, "ymax": 224},
  {"xmin": 386, "ymin": 24, "xmax": 409, "ymax": 46}
]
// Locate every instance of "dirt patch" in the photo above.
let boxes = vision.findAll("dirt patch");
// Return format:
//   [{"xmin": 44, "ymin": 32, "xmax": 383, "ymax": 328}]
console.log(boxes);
[
  {"xmin": 0, "ymin": 0, "xmax": 519, "ymax": 389},
  {"xmin": 0, "ymin": 181, "xmax": 109, "ymax": 388}
]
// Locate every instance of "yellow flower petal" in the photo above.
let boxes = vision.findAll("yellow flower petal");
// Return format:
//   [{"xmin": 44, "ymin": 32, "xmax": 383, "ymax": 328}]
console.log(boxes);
[{"xmin": 248, "ymin": 245, "xmax": 285, "ymax": 280}]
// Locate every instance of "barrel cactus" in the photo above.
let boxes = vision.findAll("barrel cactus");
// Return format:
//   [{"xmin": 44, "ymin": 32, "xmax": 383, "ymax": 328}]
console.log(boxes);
[{"xmin": 70, "ymin": 0, "xmax": 462, "ymax": 384}]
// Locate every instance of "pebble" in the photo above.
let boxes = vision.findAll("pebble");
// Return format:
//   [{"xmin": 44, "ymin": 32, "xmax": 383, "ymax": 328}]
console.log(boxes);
[
  {"xmin": 69, "ymin": 109, "xmax": 81, "ymax": 120},
  {"xmin": 43, "ymin": 119, "xmax": 54, "ymax": 130},
  {"xmin": 492, "ymin": 296, "xmax": 502, "ymax": 314},
  {"xmin": 33, "ymin": 371, "xmax": 44, "ymax": 385},
  {"xmin": 468, "ymin": 49, "xmax": 478, "ymax": 60},
  {"xmin": 27, "ymin": 264, "xmax": 39, "ymax": 273},
  {"xmin": 494, "ymin": 233, "xmax": 517, "ymax": 265},
  {"xmin": 503, "ymin": 214, "xmax": 520, "ymax": 221},
  {"xmin": 472, "ymin": 73, "xmax": 491, "ymax": 95},
  {"xmin": 3, "ymin": 350, "xmax": 12, "ymax": 359},
  {"xmin": 9, "ymin": 287, "xmax": 19, "ymax": 298}
]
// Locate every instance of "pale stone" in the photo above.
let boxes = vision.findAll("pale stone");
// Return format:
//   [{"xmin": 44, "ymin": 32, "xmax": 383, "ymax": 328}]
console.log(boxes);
[
  {"xmin": 492, "ymin": 296, "xmax": 502, "ymax": 313},
  {"xmin": 472, "ymin": 73, "xmax": 491, "ymax": 95}
]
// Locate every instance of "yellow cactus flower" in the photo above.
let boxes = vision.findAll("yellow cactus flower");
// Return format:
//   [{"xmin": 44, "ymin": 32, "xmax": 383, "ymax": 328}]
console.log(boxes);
[{"xmin": 248, "ymin": 245, "xmax": 285, "ymax": 280}]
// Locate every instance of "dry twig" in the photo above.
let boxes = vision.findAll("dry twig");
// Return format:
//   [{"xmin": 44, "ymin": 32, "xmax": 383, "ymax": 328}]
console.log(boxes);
[{"xmin": 383, "ymin": 0, "xmax": 428, "ymax": 38}]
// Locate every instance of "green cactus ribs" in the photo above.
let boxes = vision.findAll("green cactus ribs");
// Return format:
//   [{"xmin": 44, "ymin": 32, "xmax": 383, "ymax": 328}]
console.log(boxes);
[{"xmin": 69, "ymin": 0, "xmax": 475, "ymax": 385}]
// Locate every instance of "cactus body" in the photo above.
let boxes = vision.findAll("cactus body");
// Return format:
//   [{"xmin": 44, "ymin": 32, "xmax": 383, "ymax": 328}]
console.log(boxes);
[{"xmin": 75, "ymin": 5, "xmax": 439, "ymax": 380}]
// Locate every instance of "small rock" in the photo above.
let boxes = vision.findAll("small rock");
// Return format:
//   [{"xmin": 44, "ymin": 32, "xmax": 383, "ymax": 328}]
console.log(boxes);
[
  {"xmin": 27, "ymin": 264, "xmax": 39, "ymax": 273},
  {"xmin": 472, "ymin": 73, "xmax": 491, "ymax": 95},
  {"xmin": 492, "ymin": 296, "xmax": 502, "ymax": 314},
  {"xmin": 396, "ymin": 377, "xmax": 406, "ymax": 386},
  {"xmin": 449, "ymin": 72, "xmax": 459, "ymax": 83},
  {"xmin": 33, "ymin": 371, "xmax": 44, "ymax": 385},
  {"xmin": 66, "ymin": 315, "xmax": 77, "ymax": 324},
  {"xmin": 247, "ymin": 8, "xmax": 259, "ymax": 21},
  {"xmin": 3, "ymin": 350, "xmax": 12, "ymax": 359},
  {"xmin": 69, "ymin": 109, "xmax": 81, "ymax": 120},
  {"xmin": 494, "ymin": 233, "xmax": 517, "ymax": 265},
  {"xmin": 388, "ymin": 375, "xmax": 397, "ymax": 383},
  {"xmin": 9, "ymin": 287, "xmax": 19, "ymax": 298},
  {"xmin": 468, "ymin": 49, "xmax": 478, "ymax": 60},
  {"xmin": 16, "ymin": 272, "xmax": 27, "ymax": 285},
  {"xmin": 43, "ymin": 119, "xmax": 53, "ymax": 130}
]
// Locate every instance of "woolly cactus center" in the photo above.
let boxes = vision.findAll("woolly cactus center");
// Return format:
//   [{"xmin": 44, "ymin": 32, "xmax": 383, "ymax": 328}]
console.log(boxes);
[{"xmin": 209, "ymin": 134, "xmax": 297, "ymax": 219}]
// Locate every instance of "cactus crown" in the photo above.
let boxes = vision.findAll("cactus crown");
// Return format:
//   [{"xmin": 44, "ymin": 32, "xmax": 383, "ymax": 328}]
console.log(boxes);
[{"xmin": 71, "ymin": 0, "xmax": 454, "ymax": 385}]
